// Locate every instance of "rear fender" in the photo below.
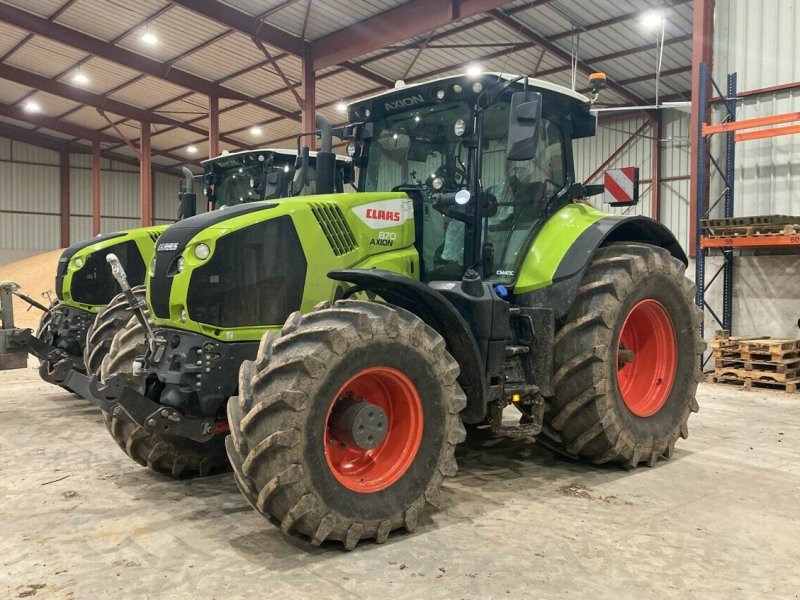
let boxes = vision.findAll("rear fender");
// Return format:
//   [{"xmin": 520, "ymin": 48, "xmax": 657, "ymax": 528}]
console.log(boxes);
[{"xmin": 516, "ymin": 215, "xmax": 687, "ymax": 319}]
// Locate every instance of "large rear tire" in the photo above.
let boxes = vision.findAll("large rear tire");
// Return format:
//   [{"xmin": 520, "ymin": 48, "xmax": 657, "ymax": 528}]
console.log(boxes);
[
  {"xmin": 84, "ymin": 286, "xmax": 145, "ymax": 377},
  {"xmin": 100, "ymin": 317, "xmax": 229, "ymax": 479},
  {"xmin": 548, "ymin": 243, "xmax": 703, "ymax": 468},
  {"xmin": 227, "ymin": 300, "xmax": 466, "ymax": 549}
]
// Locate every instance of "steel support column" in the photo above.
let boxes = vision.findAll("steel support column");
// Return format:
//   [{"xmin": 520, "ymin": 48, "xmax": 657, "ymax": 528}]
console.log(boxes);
[
  {"xmin": 59, "ymin": 150, "xmax": 70, "ymax": 247},
  {"xmin": 140, "ymin": 121, "xmax": 152, "ymax": 227},
  {"xmin": 209, "ymin": 93, "xmax": 220, "ymax": 159},
  {"xmin": 689, "ymin": 0, "xmax": 714, "ymax": 257},
  {"xmin": 302, "ymin": 44, "xmax": 316, "ymax": 149},
  {"xmin": 91, "ymin": 142, "xmax": 101, "ymax": 236},
  {"xmin": 651, "ymin": 115, "xmax": 661, "ymax": 221},
  {"xmin": 721, "ymin": 72, "xmax": 737, "ymax": 333}
]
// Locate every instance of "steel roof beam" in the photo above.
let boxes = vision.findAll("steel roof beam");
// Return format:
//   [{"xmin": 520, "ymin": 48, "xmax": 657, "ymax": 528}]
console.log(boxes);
[
  {"xmin": 489, "ymin": 8, "xmax": 649, "ymax": 107},
  {"xmin": 548, "ymin": 0, "xmax": 692, "ymax": 42},
  {"xmin": 0, "ymin": 101, "xmax": 200, "ymax": 165},
  {"xmin": 170, "ymin": 0, "xmax": 393, "ymax": 88},
  {"xmin": 168, "ymin": 0, "xmax": 304, "ymax": 55},
  {"xmin": 0, "ymin": 63, "xmax": 247, "ymax": 148},
  {"xmin": 311, "ymin": 0, "xmax": 518, "ymax": 70},
  {"xmin": 0, "ymin": 2, "xmax": 299, "ymax": 121},
  {"xmin": 0, "ymin": 121, "xmax": 184, "ymax": 175}
]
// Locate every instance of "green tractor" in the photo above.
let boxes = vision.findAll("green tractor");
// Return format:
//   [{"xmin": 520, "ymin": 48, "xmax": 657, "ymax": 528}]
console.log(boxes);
[
  {"xmin": 16, "ymin": 148, "xmax": 351, "ymax": 387},
  {"xmin": 71, "ymin": 73, "xmax": 701, "ymax": 549}
]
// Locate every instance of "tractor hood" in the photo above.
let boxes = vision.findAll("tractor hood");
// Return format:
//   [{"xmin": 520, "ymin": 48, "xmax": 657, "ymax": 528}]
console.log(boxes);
[{"xmin": 147, "ymin": 192, "xmax": 417, "ymax": 340}]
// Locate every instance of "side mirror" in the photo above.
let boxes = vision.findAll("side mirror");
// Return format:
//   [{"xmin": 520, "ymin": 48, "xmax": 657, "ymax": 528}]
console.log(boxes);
[
  {"xmin": 352, "ymin": 122, "xmax": 374, "ymax": 141},
  {"xmin": 263, "ymin": 168, "xmax": 286, "ymax": 200},
  {"xmin": 178, "ymin": 167, "xmax": 197, "ymax": 219},
  {"xmin": 506, "ymin": 91, "xmax": 542, "ymax": 161},
  {"xmin": 291, "ymin": 146, "xmax": 310, "ymax": 196}
]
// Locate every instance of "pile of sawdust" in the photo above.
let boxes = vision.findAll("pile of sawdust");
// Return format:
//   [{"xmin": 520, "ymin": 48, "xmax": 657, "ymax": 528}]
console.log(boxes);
[{"xmin": 0, "ymin": 249, "xmax": 63, "ymax": 330}]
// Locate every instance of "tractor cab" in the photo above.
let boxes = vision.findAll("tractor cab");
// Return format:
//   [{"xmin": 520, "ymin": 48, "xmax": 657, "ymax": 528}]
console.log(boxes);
[
  {"xmin": 202, "ymin": 148, "xmax": 354, "ymax": 211},
  {"xmin": 343, "ymin": 73, "xmax": 596, "ymax": 283}
]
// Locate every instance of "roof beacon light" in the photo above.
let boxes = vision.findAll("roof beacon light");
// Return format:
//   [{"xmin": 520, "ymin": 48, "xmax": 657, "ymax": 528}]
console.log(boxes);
[{"xmin": 589, "ymin": 72, "xmax": 607, "ymax": 104}]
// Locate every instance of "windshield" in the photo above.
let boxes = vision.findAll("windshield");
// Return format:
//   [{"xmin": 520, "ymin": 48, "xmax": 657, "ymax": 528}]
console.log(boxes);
[
  {"xmin": 363, "ymin": 101, "xmax": 471, "ymax": 278},
  {"xmin": 360, "ymin": 95, "xmax": 566, "ymax": 283},
  {"xmin": 204, "ymin": 153, "xmax": 322, "ymax": 209},
  {"xmin": 364, "ymin": 101, "xmax": 470, "ymax": 193}
]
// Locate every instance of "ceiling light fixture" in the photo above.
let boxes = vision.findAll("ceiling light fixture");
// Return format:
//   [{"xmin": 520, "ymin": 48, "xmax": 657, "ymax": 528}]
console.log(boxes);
[
  {"xmin": 186, "ymin": 145, "xmax": 198, "ymax": 154},
  {"xmin": 23, "ymin": 100, "xmax": 41, "ymax": 113},
  {"xmin": 641, "ymin": 10, "xmax": 664, "ymax": 29},
  {"xmin": 141, "ymin": 28, "xmax": 158, "ymax": 45},
  {"xmin": 336, "ymin": 101, "xmax": 348, "ymax": 112},
  {"xmin": 249, "ymin": 126, "xmax": 263, "ymax": 136},
  {"xmin": 72, "ymin": 71, "xmax": 89, "ymax": 85}
]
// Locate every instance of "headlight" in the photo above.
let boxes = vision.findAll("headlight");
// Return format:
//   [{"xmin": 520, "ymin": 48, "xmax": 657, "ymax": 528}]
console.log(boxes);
[
  {"xmin": 472, "ymin": 82, "xmax": 483, "ymax": 94},
  {"xmin": 453, "ymin": 119, "xmax": 466, "ymax": 137},
  {"xmin": 194, "ymin": 243, "xmax": 210, "ymax": 260},
  {"xmin": 74, "ymin": 257, "xmax": 84, "ymax": 268},
  {"xmin": 431, "ymin": 176, "xmax": 444, "ymax": 191},
  {"xmin": 176, "ymin": 257, "xmax": 185, "ymax": 273},
  {"xmin": 346, "ymin": 141, "xmax": 357, "ymax": 157}
]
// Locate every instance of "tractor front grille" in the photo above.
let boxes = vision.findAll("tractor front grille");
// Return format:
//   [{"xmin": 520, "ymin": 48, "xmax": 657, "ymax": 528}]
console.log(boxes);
[
  {"xmin": 69, "ymin": 240, "xmax": 146, "ymax": 306},
  {"xmin": 186, "ymin": 216, "xmax": 307, "ymax": 328},
  {"xmin": 311, "ymin": 203, "xmax": 356, "ymax": 256}
]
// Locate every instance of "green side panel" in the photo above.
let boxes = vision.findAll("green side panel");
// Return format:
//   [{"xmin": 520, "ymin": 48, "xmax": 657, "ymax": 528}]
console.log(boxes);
[
  {"xmin": 512, "ymin": 203, "xmax": 606, "ymax": 295},
  {"xmin": 60, "ymin": 225, "xmax": 168, "ymax": 312},
  {"xmin": 151, "ymin": 192, "xmax": 420, "ymax": 342}
]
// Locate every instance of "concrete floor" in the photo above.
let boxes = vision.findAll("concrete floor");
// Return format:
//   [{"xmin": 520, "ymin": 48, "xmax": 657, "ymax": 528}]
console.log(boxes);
[{"xmin": 1, "ymin": 360, "xmax": 799, "ymax": 600}]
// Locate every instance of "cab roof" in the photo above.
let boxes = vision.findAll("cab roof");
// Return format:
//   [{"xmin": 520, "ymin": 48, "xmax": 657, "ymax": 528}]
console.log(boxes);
[
  {"xmin": 348, "ymin": 72, "xmax": 590, "ymax": 108},
  {"xmin": 202, "ymin": 148, "xmax": 351, "ymax": 165}
]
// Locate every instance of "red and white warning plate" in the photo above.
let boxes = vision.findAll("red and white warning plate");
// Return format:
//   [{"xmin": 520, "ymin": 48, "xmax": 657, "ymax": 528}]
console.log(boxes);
[{"xmin": 603, "ymin": 167, "xmax": 639, "ymax": 205}]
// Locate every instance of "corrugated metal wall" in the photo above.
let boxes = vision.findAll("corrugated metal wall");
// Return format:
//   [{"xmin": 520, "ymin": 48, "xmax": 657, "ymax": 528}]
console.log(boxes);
[
  {"xmin": 573, "ymin": 109, "xmax": 692, "ymax": 249},
  {"xmin": 714, "ymin": 0, "xmax": 800, "ymax": 217},
  {"xmin": 0, "ymin": 138, "xmax": 61, "ymax": 252},
  {"xmin": 0, "ymin": 136, "xmax": 185, "ymax": 257}
]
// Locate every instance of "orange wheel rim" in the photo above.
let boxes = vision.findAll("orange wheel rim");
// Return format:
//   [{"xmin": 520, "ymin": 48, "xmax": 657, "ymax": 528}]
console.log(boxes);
[
  {"xmin": 616, "ymin": 299, "xmax": 678, "ymax": 417},
  {"xmin": 324, "ymin": 366, "xmax": 423, "ymax": 493}
]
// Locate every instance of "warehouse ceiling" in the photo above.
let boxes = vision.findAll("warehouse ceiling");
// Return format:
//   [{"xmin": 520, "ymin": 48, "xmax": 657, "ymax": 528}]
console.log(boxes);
[{"xmin": 0, "ymin": 0, "xmax": 693, "ymax": 173}]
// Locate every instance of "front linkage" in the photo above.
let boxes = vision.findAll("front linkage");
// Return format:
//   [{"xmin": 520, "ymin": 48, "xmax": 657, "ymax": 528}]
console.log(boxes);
[
  {"xmin": 62, "ymin": 254, "xmax": 219, "ymax": 443},
  {"xmin": 0, "ymin": 280, "xmax": 87, "ymax": 379}
]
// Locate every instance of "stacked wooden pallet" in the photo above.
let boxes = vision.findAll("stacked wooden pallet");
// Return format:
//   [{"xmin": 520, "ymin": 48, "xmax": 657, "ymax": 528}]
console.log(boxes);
[
  {"xmin": 707, "ymin": 335, "xmax": 800, "ymax": 393},
  {"xmin": 701, "ymin": 214, "xmax": 800, "ymax": 239}
]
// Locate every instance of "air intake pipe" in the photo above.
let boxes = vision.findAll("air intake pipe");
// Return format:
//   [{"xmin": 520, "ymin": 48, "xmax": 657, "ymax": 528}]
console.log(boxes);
[
  {"xmin": 315, "ymin": 114, "xmax": 336, "ymax": 194},
  {"xmin": 177, "ymin": 167, "xmax": 197, "ymax": 220}
]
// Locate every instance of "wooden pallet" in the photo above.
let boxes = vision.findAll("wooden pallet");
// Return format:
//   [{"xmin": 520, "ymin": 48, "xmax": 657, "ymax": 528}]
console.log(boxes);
[
  {"xmin": 739, "ymin": 350, "xmax": 800, "ymax": 362},
  {"xmin": 704, "ymin": 223, "xmax": 800, "ymax": 238},
  {"xmin": 714, "ymin": 366, "xmax": 799, "ymax": 383},
  {"xmin": 701, "ymin": 215, "xmax": 800, "ymax": 228},
  {"xmin": 714, "ymin": 356, "xmax": 800, "ymax": 372},
  {"xmin": 738, "ymin": 338, "xmax": 800, "ymax": 354},
  {"xmin": 707, "ymin": 374, "xmax": 799, "ymax": 393}
]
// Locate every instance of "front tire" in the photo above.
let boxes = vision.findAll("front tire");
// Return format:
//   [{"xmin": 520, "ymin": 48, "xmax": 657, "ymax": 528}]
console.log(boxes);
[
  {"xmin": 84, "ymin": 286, "xmax": 145, "ymax": 377},
  {"xmin": 548, "ymin": 243, "xmax": 703, "ymax": 468},
  {"xmin": 36, "ymin": 303, "xmax": 81, "ymax": 389},
  {"xmin": 227, "ymin": 300, "xmax": 466, "ymax": 549},
  {"xmin": 100, "ymin": 317, "xmax": 229, "ymax": 478}
]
